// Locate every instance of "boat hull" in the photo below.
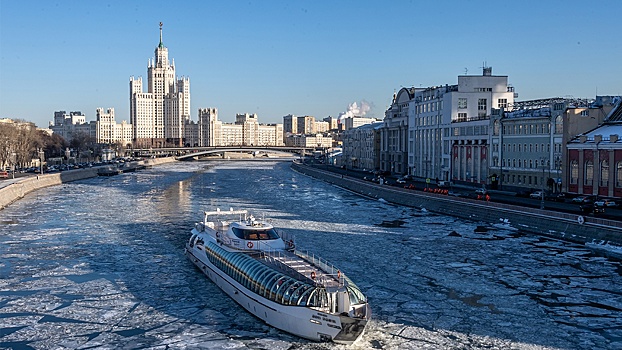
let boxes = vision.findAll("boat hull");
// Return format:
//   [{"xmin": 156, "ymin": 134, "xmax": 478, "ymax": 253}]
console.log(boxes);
[{"xmin": 185, "ymin": 245, "xmax": 367, "ymax": 344}]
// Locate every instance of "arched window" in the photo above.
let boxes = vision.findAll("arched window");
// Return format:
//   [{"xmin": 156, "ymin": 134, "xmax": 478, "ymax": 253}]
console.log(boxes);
[
  {"xmin": 518, "ymin": 159, "xmax": 522, "ymax": 168},
  {"xmin": 555, "ymin": 116, "xmax": 563, "ymax": 134},
  {"xmin": 601, "ymin": 160, "xmax": 609, "ymax": 187},
  {"xmin": 585, "ymin": 160, "xmax": 594, "ymax": 186},
  {"xmin": 535, "ymin": 144, "xmax": 538, "ymax": 152},
  {"xmin": 513, "ymin": 159, "xmax": 516, "ymax": 168},
  {"xmin": 571, "ymin": 160, "xmax": 579, "ymax": 184},
  {"xmin": 529, "ymin": 159, "xmax": 533, "ymax": 169},
  {"xmin": 617, "ymin": 161, "xmax": 622, "ymax": 187}
]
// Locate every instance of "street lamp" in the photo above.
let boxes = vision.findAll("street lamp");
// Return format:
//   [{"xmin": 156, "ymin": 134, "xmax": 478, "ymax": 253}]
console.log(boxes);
[
  {"xmin": 540, "ymin": 157, "xmax": 546, "ymax": 210},
  {"xmin": 39, "ymin": 149, "xmax": 45, "ymax": 175},
  {"xmin": 11, "ymin": 152, "xmax": 16, "ymax": 179}
]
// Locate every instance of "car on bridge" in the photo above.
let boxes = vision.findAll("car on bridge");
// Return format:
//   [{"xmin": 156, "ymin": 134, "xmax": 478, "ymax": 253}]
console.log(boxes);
[
  {"xmin": 595, "ymin": 199, "xmax": 618, "ymax": 208},
  {"xmin": 572, "ymin": 196, "xmax": 595, "ymax": 204}
]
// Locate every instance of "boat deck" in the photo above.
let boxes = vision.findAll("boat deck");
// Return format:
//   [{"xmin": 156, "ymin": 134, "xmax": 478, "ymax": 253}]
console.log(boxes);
[{"xmin": 258, "ymin": 250, "xmax": 341, "ymax": 289}]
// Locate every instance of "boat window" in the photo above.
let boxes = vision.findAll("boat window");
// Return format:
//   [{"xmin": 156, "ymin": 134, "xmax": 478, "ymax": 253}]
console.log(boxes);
[
  {"xmin": 291, "ymin": 284, "xmax": 310, "ymax": 305},
  {"xmin": 255, "ymin": 269, "xmax": 275, "ymax": 296},
  {"xmin": 203, "ymin": 242, "xmax": 318, "ymax": 307},
  {"xmin": 282, "ymin": 281, "xmax": 303, "ymax": 304},
  {"xmin": 276, "ymin": 278, "xmax": 296, "ymax": 301},
  {"xmin": 189, "ymin": 234, "xmax": 197, "ymax": 247},
  {"xmin": 231, "ymin": 227, "xmax": 280, "ymax": 240}
]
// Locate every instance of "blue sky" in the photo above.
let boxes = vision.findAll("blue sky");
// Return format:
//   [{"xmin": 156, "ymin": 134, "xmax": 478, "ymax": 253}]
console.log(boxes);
[{"xmin": 1, "ymin": 1, "xmax": 621, "ymax": 128}]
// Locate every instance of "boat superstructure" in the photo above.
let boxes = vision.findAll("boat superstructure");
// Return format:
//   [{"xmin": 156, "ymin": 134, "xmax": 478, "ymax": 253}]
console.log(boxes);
[{"xmin": 185, "ymin": 208, "xmax": 370, "ymax": 344}]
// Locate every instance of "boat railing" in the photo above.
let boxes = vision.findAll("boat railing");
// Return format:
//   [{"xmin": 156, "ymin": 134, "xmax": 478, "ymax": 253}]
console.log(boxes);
[
  {"xmin": 278, "ymin": 230, "xmax": 296, "ymax": 250},
  {"xmin": 258, "ymin": 244, "xmax": 343, "ymax": 287},
  {"xmin": 294, "ymin": 249, "xmax": 347, "ymax": 287}
]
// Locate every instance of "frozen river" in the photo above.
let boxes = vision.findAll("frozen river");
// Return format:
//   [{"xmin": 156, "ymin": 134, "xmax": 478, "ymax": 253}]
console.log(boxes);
[{"xmin": 1, "ymin": 161, "xmax": 621, "ymax": 349}]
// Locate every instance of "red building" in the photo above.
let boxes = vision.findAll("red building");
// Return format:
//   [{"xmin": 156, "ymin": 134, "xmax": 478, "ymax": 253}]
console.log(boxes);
[{"xmin": 567, "ymin": 100, "xmax": 622, "ymax": 198}]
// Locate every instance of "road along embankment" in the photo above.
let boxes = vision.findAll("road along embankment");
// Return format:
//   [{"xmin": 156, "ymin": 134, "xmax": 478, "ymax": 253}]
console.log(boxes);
[
  {"xmin": 0, "ymin": 157, "xmax": 177, "ymax": 211},
  {"xmin": 292, "ymin": 162, "xmax": 622, "ymax": 249}
]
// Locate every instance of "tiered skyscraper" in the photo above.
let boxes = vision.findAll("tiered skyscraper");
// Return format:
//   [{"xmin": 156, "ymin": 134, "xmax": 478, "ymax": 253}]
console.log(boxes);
[{"xmin": 130, "ymin": 22, "xmax": 190, "ymax": 147}]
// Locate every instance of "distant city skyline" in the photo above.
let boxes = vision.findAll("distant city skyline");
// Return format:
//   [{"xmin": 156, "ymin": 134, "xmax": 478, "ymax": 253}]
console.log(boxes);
[{"xmin": 1, "ymin": 0, "xmax": 621, "ymax": 128}]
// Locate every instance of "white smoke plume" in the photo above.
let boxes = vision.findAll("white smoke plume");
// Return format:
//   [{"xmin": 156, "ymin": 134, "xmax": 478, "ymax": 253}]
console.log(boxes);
[{"xmin": 338, "ymin": 101, "xmax": 372, "ymax": 121}]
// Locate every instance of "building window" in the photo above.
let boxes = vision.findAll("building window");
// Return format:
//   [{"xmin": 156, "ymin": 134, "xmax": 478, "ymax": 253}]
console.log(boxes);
[
  {"xmin": 555, "ymin": 116, "xmax": 563, "ymax": 134},
  {"xmin": 585, "ymin": 160, "xmax": 593, "ymax": 186},
  {"xmin": 570, "ymin": 160, "xmax": 579, "ymax": 185},
  {"xmin": 478, "ymin": 99, "xmax": 487, "ymax": 117},
  {"xmin": 493, "ymin": 120, "xmax": 500, "ymax": 135},
  {"xmin": 458, "ymin": 98, "xmax": 467, "ymax": 109},
  {"xmin": 580, "ymin": 110, "xmax": 589, "ymax": 116},
  {"xmin": 457, "ymin": 113, "xmax": 467, "ymax": 122},
  {"xmin": 498, "ymin": 98, "xmax": 508, "ymax": 109},
  {"xmin": 601, "ymin": 160, "xmax": 609, "ymax": 187}
]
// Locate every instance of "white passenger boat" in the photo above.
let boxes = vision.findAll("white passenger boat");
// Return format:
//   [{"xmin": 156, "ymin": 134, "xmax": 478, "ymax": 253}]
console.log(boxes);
[{"xmin": 185, "ymin": 208, "xmax": 371, "ymax": 344}]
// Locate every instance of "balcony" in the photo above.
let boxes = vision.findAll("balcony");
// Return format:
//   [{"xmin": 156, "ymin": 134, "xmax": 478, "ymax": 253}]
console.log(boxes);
[{"xmin": 452, "ymin": 115, "xmax": 489, "ymax": 123}]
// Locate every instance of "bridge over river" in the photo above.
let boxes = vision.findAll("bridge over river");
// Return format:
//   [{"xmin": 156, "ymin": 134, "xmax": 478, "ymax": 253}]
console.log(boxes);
[{"xmin": 131, "ymin": 146, "xmax": 319, "ymax": 160}]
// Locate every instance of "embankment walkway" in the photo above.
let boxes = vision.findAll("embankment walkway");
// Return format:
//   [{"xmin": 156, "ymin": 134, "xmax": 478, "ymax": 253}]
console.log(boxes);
[{"xmin": 0, "ymin": 157, "xmax": 176, "ymax": 210}]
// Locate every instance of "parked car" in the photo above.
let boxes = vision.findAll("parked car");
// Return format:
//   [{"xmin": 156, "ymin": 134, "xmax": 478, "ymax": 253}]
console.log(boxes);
[
  {"xmin": 529, "ymin": 191, "xmax": 544, "ymax": 199},
  {"xmin": 0, "ymin": 171, "xmax": 8, "ymax": 179},
  {"xmin": 438, "ymin": 181, "xmax": 452, "ymax": 188},
  {"xmin": 545, "ymin": 193, "xmax": 566, "ymax": 202},
  {"xmin": 594, "ymin": 199, "xmax": 618, "ymax": 208},
  {"xmin": 580, "ymin": 203, "xmax": 605, "ymax": 214},
  {"xmin": 515, "ymin": 190, "xmax": 532, "ymax": 198},
  {"xmin": 572, "ymin": 196, "xmax": 594, "ymax": 204},
  {"xmin": 475, "ymin": 188, "xmax": 487, "ymax": 195},
  {"xmin": 396, "ymin": 177, "xmax": 407, "ymax": 184}
]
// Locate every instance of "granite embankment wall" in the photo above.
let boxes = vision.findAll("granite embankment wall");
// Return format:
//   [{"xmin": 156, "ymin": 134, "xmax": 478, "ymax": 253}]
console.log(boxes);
[
  {"xmin": 0, "ymin": 169, "xmax": 98, "ymax": 210},
  {"xmin": 0, "ymin": 157, "xmax": 177, "ymax": 211},
  {"xmin": 292, "ymin": 162, "xmax": 622, "ymax": 247}
]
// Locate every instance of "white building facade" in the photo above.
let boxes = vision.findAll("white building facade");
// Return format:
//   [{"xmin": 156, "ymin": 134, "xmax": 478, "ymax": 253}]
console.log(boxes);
[
  {"xmin": 341, "ymin": 122, "xmax": 382, "ymax": 171},
  {"xmin": 130, "ymin": 23, "xmax": 190, "ymax": 148},
  {"xmin": 195, "ymin": 109, "xmax": 283, "ymax": 147},
  {"xmin": 381, "ymin": 67, "xmax": 516, "ymax": 182},
  {"xmin": 95, "ymin": 108, "xmax": 133, "ymax": 146}
]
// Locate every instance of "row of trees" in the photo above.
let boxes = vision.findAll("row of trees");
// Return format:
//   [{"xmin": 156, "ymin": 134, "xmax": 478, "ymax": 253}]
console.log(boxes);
[
  {"xmin": 0, "ymin": 120, "xmax": 62, "ymax": 169},
  {"xmin": 0, "ymin": 120, "xmax": 109, "ymax": 169}
]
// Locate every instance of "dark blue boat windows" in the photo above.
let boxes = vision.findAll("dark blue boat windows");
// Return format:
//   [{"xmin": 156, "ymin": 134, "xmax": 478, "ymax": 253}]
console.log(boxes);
[
  {"xmin": 232, "ymin": 227, "xmax": 280, "ymax": 240},
  {"xmin": 203, "ymin": 242, "xmax": 321, "ymax": 307}
]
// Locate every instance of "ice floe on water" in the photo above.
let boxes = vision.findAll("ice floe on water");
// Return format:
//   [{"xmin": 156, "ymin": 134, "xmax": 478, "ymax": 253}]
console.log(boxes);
[{"xmin": 0, "ymin": 161, "xmax": 621, "ymax": 349}]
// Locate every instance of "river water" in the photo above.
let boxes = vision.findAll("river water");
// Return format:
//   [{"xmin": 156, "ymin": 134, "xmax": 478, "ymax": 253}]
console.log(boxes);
[{"xmin": 1, "ymin": 161, "xmax": 621, "ymax": 350}]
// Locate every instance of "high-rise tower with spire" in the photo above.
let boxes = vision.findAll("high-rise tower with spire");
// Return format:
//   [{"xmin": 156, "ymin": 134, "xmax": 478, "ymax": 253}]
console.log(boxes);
[{"xmin": 130, "ymin": 22, "xmax": 190, "ymax": 147}]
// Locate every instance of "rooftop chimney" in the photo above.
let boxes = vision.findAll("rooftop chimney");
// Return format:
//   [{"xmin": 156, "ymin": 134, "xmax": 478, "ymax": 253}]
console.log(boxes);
[{"xmin": 483, "ymin": 67, "xmax": 492, "ymax": 76}]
